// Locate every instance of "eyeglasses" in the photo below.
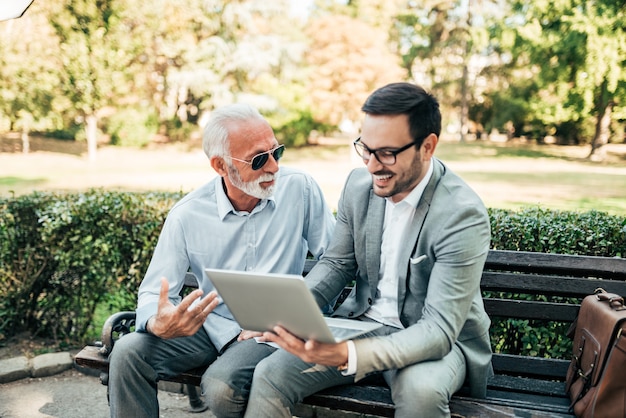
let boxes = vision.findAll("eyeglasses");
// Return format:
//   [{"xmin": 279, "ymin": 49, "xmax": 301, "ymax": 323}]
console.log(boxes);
[
  {"xmin": 353, "ymin": 137, "xmax": 416, "ymax": 166},
  {"xmin": 227, "ymin": 144, "xmax": 285, "ymax": 170}
]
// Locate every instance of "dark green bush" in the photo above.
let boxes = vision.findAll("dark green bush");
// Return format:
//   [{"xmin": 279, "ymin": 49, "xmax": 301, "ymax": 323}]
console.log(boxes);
[
  {"xmin": 0, "ymin": 190, "xmax": 183, "ymax": 344},
  {"xmin": 489, "ymin": 207, "xmax": 626, "ymax": 256},
  {"xmin": 1, "ymin": 196, "xmax": 625, "ymax": 355}
]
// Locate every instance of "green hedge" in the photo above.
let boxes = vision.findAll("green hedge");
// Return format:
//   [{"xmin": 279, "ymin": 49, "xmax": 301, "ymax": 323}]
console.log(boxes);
[
  {"xmin": 1, "ymin": 192, "xmax": 625, "ymax": 356},
  {"xmin": 489, "ymin": 207, "xmax": 625, "ymax": 256},
  {"xmin": 0, "ymin": 190, "xmax": 183, "ymax": 344}
]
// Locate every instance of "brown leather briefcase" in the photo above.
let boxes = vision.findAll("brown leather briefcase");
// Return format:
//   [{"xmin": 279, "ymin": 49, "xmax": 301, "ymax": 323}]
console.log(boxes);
[{"xmin": 565, "ymin": 288, "xmax": 626, "ymax": 417}]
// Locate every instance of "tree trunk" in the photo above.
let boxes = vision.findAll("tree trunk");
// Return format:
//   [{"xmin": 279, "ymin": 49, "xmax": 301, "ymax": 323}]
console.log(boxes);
[
  {"xmin": 588, "ymin": 101, "xmax": 612, "ymax": 162},
  {"xmin": 21, "ymin": 128, "xmax": 30, "ymax": 154},
  {"xmin": 459, "ymin": 0, "xmax": 472, "ymax": 142},
  {"xmin": 85, "ymin": 114, "xmax": 98, "ymax": 162},
  {"xmin": 588, "ymin": 78, "xmax": 612, "ymax": 162}
]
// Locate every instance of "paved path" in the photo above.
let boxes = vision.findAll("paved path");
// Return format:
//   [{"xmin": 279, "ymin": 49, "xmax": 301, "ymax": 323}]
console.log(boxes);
[{"xmin": 0, "ymin": 369, "xmax": 212, "ymax": 418}]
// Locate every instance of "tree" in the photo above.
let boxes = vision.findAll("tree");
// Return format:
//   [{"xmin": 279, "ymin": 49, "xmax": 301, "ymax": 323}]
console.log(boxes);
[
  {"xmin": 47, "ymin": 0, "xmax": 136, "ymax": 161},
  {"xmin": 391, "ymin": 0, "xmax": 500, "ymax": 140},
  {"xmin": 118, "ymin": 0, "xmax": 307, "ymax": 141},
  {"xmin": 506, "ymin": 0, "xmax": 626, "ymax": 159},
  {"xmin": 0, "ymin": 2, "xmax": 59, "ymax": 152},
  {"xmin": 305, "ymin": 13, "xmax": 406, "ymax": 132}
]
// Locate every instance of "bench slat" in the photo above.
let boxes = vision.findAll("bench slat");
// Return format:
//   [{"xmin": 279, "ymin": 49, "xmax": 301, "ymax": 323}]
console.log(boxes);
[
  {"xmin": 491, "ymin": 353, "xmax": 570, "ymax": 379},
  {"xmin": 471, "ymin": 390, "xmax": 573, "ymax": 416},
  {"xmin": 485, "ymin": 298, "xmax": 580, "ymax": 321},
  {"xmin": 450, "ymin": 394, "xmax": 573, "ymax": 418},
  {"xmin": 482, "ymin": 272, "xmax": 626, "ymax": 297},
  {"xmin": 486, "ymin": 250, "xmax": 626, "ymax": 279},
  {"xmin": 489, "ymin": 374, "xmax": 567, "ymax": 397}
]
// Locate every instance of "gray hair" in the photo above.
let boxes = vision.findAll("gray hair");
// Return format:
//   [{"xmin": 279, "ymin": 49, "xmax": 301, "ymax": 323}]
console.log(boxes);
[{"xmin": 202, "ymin": 103, "xmax": 265, "ymax": 159}]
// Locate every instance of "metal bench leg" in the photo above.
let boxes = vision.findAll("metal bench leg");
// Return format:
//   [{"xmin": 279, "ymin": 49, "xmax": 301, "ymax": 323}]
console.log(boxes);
[{"xmin": 186, "ymin": 384, "xmax": 208, "ymax": 413}]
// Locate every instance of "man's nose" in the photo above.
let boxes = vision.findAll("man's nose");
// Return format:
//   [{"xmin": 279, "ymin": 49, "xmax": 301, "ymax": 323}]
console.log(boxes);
[
  {"xmin": 264, "ymin": 152, "xmax": 280, "ymax": 173},
  {"xmin": 366, "ymin": 155, "xmax": 383, "ymax": 171}
]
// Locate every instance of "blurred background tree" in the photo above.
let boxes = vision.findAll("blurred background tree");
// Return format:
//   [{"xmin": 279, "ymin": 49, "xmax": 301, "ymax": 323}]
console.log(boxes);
[{"xmin": 0, "ymin": 0, "xmax": 623, "ymax": 160}]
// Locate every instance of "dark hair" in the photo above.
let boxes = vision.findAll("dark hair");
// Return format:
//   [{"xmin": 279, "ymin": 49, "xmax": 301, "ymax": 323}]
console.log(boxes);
[{"xmin": 361, "ymin": 82, "xmax": 441, "ymax": 146}]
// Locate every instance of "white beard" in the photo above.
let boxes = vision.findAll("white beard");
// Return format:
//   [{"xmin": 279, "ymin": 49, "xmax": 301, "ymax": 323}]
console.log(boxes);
[{"xmin": 226, "ymin": 164, "xmax": 277, "ymax": 199}]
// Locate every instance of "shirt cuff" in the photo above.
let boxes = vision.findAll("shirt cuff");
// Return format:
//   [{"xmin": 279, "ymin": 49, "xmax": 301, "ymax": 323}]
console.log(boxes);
[{"xmin": 341, "ymin": 340, "xmax": 358, "ymax": 376}]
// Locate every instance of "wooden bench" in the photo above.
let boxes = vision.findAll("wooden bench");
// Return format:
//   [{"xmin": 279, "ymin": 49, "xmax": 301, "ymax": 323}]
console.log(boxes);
[{"xmin": 75, "ymin": 249, "xmax": 626, "ymax": 417}]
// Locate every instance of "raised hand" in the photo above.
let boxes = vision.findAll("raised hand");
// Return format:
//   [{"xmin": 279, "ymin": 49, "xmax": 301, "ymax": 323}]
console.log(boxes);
[{"xmin": 147, "ymin": 277, "xmax": 219, "ymax": 339}]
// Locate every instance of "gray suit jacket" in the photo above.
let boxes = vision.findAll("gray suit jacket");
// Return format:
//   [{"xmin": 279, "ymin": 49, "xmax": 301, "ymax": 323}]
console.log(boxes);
[{"xmin": 306, "ymin": 158, "xmax": 493, "ymax": 398}]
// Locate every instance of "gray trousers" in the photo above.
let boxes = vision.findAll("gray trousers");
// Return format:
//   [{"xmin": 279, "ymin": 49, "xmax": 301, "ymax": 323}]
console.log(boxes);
[
  {"xmin": 244, "ymin": 327, "xmax": 467, "ymax": 418},
  {"xmin": 108, "ymin": 330, "xmax": 276, "ymax": 418}
]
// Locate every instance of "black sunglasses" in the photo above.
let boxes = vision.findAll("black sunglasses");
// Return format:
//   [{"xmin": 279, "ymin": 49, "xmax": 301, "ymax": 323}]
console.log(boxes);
[{"xmin": 227, "ymin": 144, "xmax": 285, "ymax": 170}]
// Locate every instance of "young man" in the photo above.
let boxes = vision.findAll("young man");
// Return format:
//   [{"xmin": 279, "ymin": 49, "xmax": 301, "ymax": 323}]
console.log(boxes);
[
  {"xmin": 246, "ymin": 83, "xmax": 493, "ymax": 418},
  {"xmin": 107, "ymin": 103, "xmax": 335, "ymax": 418}
]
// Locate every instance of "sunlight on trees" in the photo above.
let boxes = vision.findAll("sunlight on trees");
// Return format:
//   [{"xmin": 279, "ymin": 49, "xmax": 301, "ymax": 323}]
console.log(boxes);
[{"xmin": 0, "ymin": 0, "xmax": 623, "ymax": 161}]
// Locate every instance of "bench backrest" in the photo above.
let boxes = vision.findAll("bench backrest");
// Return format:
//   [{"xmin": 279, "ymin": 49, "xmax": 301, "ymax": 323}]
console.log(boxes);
[
  {"xmin": 481, "ymin": 250, "xmax": 626, "ymax": 384},
  {"xmin": 482, "ymin": 250, "xmax": 626, "ymax": 321}
]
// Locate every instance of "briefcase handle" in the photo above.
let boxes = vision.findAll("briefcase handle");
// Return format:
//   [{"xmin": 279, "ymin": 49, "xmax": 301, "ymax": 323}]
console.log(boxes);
[{"xmin": 594, "ymin": 288, "xmax": 625, "ymax": 310}]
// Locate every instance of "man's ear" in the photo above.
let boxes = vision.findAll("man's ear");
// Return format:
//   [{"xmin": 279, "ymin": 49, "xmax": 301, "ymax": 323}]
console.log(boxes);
[
  {"xmin": 210, "ymin": 156, "xmax": 227, "ymax": 177},
  {"xmin": 421, "ymin": 134, "xmax": 438, "ymax": 160}
]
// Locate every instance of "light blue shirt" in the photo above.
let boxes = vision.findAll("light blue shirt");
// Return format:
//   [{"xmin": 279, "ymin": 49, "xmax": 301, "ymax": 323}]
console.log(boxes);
[{"xmin": 136, "ymin": 166, "xmax": 336, "ymax": 350}]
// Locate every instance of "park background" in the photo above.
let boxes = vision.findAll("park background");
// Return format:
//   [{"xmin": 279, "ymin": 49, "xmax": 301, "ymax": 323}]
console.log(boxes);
[{"xmin": 1, "ymin": 0, "xmax": 625, "ymax": 358}]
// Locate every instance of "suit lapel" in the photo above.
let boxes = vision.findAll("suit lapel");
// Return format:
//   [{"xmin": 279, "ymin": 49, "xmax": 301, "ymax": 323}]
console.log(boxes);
[
  {"xmin": 397, "ymin": 160, "xmax": 444, "ymax": 305},
  {"xmin": 366, "ymin": 188, "xmax": 385, "ymax": 296}
]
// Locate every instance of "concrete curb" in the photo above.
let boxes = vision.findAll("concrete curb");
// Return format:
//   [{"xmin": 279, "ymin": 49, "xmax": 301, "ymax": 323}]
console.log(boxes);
[
  {"xmin": 0, "ymin": 352, "xmax": 73, "ymax": 384},
  {"xmin": 0, "ymin": 351, "xmax": 188, "ymax": 396}
]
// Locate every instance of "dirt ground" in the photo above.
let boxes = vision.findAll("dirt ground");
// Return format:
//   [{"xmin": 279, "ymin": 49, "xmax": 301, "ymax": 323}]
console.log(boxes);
[{"xmin": 0, "ymin": 332, "xmax": 62, "ymax": 361}]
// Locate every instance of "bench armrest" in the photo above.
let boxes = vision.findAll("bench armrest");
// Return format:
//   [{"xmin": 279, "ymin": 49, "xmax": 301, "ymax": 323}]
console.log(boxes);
[{"xmin": 100, "ymin": 311, "xmax": 136, "ymax": 356}]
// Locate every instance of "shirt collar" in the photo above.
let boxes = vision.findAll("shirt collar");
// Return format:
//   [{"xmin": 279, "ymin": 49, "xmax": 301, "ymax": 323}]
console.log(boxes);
[{"xmin": 215, "ymin": 178, "xmax": 275, "ymax": 220}]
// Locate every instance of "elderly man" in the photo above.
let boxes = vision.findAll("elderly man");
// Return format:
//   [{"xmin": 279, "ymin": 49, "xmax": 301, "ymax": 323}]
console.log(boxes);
[{"xmin": 107, "ymin": 103, "xmax": 335, "ymax": 418}]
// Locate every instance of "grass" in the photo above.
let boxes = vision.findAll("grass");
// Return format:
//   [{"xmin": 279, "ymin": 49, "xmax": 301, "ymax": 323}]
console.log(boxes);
[
  {"xmin": 1, "ymin": 135, "xmax": 626, "ymax": 215},
  {"xmin": 433, "ymin": 140, "xmax": 626, "ymax": 215}
]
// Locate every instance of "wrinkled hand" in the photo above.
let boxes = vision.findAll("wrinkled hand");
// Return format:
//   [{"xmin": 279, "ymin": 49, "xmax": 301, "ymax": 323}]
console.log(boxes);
[
  {"xmin": 148, "ymin": 277, "xmax": 219, "ymax": 339},
  {"xmin": 261, "ymin": 326, "xmax": 348, "ymax": 367}
]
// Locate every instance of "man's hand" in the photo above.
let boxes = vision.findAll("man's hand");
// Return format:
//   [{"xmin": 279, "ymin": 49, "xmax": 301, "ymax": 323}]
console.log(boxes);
[
  {"xmin": 261, "ymin": 325, "xmax": 348, "ymax": 367},
  {"xmin": 237, "ymin": 329, "xmax": 263, "ymax": 341},
  {"xmin": 147, "ymin": 277, "xmax": 219, "ymax": 339}
]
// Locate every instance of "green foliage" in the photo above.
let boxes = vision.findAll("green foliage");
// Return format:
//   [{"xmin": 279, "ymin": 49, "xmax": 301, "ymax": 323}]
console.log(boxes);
[
  {"xmin": 489, "ymin": 316, "xmax": 572, "ymax": 359},
  {"xmin": 272, "ymin": 110, "xmax": 334, "ymax": 147},
  {"xmin": 162, "ymin": 118, "xmax": 200, "ymax": 143},
  {"xmin": 489, "ymin": 207, "xmax": 626, "ymax": 256},
  {"xmin": 501, "ymin": 0, "xmax": 626, "ymax": 146},
  {"xmin": 42, "ymin": 126, "xmax": 83, "ymax": 141},
  {"xmin": 105, "ymin": 107, "xmax": 159, "ymax": 147},
  {"xmin": 0, "ymin": 190, "xmax": 183, "ymax": 344}
]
